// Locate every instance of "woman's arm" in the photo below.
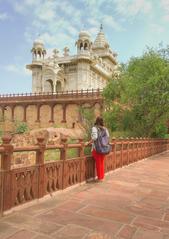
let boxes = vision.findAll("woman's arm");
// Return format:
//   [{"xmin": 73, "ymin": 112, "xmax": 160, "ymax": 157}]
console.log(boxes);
[
  {"xmin": 105, "ymin": 128, "xmax": 110, "ymax": 138},
  {"xmin": 91, "ymin": 126, "xmax": 98, "ymax": 141},
  {"xmin": 85, "ymin": 126, "xmax": 98, "ymax": 146}
]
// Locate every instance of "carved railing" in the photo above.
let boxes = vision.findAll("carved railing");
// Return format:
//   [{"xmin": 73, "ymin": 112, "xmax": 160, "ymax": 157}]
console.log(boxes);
[
  {"xmin": 0, "ymin": 89, "xmax": 102, "ymax": 102},
  {"xmin": 0, "ymin": 136, "xmax": 169, "ymax": 215}
]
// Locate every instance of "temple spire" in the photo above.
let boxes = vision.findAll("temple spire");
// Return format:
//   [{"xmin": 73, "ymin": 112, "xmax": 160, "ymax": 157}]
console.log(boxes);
[{"xmin": 93, "ymin": 24, "xmax": 109, "ymax": 49}]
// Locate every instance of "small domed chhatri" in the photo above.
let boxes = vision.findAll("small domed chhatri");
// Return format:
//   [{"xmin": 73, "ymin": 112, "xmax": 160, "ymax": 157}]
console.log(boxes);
[
  {"xmin": 27, "ymin": 25, "xmax": 118, "ymax": 93},
  {"xmin": 31, "ymin": 37, "xmax": 46, "ymax": 62},
  {"xmin": 79, "ymin": 30, "xmax": 91, "ymax": 39},
  {"xmin": 76, "ymin": 29, "xmax": 92, "ymax": 54},
  {"xmin": 33, "ymin": 37, "xmax": 44, "ymax": 46}
]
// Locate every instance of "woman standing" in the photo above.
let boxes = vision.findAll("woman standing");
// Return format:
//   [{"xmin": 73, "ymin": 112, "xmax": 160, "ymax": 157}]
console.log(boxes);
[{"xmin": 91, "ymin": 116, "xmax": 110, "ymax": 181}]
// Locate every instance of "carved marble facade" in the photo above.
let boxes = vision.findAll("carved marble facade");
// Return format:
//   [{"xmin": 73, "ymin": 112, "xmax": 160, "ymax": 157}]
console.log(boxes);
[{"xmin": 27, "ymin": 26, "xmax": 118, "ymax": 93}]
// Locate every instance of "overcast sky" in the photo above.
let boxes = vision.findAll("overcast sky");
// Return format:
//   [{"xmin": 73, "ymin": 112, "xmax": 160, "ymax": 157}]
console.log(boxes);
[{"xmin": 0, "ymin": 0, "xmax": 169, "ymax": 94}]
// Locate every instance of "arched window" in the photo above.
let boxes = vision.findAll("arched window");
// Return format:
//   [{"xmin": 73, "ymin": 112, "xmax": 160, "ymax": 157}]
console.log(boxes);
[
  {"xmin": 56, "ymin": 81, "xmax": 61, "ymax": 92},
  {"xmin": 63, "ymin": 78, "xmax": 66, "ymax": 87},
  {"xmin": 45, "ymin": 79, "xmax": 53, "ymax": 93},
  {"xmin": 37, "ymin": 50, "xmax": 41, "ymax": 58},
  {"xmin": 80, "ymin": 42, "xmax": 83, "ymax": 50},
  {"xmin": 84, "ymin": 42, "xmax": 88, "ymax": 50}
]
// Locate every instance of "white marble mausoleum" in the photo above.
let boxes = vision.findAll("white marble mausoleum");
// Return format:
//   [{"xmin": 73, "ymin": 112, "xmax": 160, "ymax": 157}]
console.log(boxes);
[{"xmin": 27, "ymin": 25, "xmax": 118, "ymax": 93}]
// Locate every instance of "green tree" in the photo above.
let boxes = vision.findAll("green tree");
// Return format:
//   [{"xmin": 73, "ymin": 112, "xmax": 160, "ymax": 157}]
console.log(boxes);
[
  {"xmin": 79, "ymin": 107, "xmax": 95, "ymax": 140},
  {"xmin": 103, "ymin": 46, "xmax": 169, "ymax": 137}
]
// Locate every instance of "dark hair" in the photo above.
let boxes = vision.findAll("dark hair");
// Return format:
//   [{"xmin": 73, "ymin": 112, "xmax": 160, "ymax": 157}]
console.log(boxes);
[{"xmin": 94, "ymin": 116, "xmax": 104, "ymax": 126}]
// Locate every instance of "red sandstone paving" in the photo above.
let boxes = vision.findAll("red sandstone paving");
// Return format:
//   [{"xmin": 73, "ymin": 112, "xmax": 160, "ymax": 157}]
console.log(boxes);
[
  {"xmin": 71, "ymin": 190, "xmax": 95, "ymax": 200},
  {"xmin": 4, "ymin": 230, "xmax": 36, "ymax": 239},
  {"xmin": 148, "ymin": 190, "xmax": 169, "ymax": 201},
  {"xmin": 0, "ymin": 222, "xmax": 19, "ymax": 239},
  {"xmin": 36, "ymin": 208, "xmax": 122, "ymax": 236},
  {"xmin": 133, "ymin": 228, "xmax": 165, "ymax": 239},
  {"xmin": 134, "ymin": 197, "xmax": 168, "ymax": 210},
  {"xmin": 1, "ymin": 151, "xmax": 169, "ymax": 239},
  {"xmin": 123, "ymin": 204, "xmax": 164, "ymax": 220},
  {"xmin": 80, "ymin": 196, "xmax": 133, "ymax": 211},
  {"xmin": 160, "ymin": 228, "xmax": 169, "ymax": 238},
  {"xmin": 51, "ymin": 224, "xmax": 92, "ymax": 239},
  {"xmin": 22, "ymin": 218, "xmax": 62, "ymax": 235},
  {"xmin": 132, "ymin": 215, "xmax": 169, "ymax": 230},
  {"xmin": 164, "ymin": 211, "xmax": 169, "ymax": 221},
  {"xmin": 117, "ymin": 225, "xmax": 137, "ymax": 239},
  {"xmin": 132, "ymin": 218, "xmax": 161, "ymax": 231},
  {"xmin": 55, "ymin": 199, "xmax": 87, "ymax": 212},
  {"xmin": 33, "ymin": 236, "xmax": 53, "ymax": 239},
  {"xmin": 86, "ymin": 232, "xmax": 113, "ymax": 239},
  {"xmin": 2, "ymin": 213, "xmax": 34, "ymax": 226},
  {"xmin": 79, "ymin": 205, "xmax": 135, "ymax": 224}
]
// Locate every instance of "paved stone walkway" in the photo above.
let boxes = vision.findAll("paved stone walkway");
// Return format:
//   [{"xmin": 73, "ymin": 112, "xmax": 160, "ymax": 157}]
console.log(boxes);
[{"xmin": 0, "ymin": 151, "xmax": 169, "ymax": 239}]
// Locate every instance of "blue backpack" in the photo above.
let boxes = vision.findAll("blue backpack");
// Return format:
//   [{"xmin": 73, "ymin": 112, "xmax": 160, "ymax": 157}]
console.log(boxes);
[{"xmin": 94, "ymin": 127, "xmax": 111, "ymax": 155}]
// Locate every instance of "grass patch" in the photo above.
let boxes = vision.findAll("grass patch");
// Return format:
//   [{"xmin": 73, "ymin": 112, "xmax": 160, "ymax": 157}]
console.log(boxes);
[
  {"xmin": 84, "ymin": 146, "xmax": 91, "ymax": 155},
  {"xmin": 44, "ymin": 149, "xmax": 60, "ymax": 161},
  {"xmin": 44, "ymin": 148, "xmax": 81, "ymax": 161},
  {"xmin": 67, "ymin": 148, "xmax": 79, "ymax": 159}
]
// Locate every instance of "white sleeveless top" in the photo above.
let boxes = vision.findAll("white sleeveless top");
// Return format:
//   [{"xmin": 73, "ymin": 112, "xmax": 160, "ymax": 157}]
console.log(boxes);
[{"xmin": 91, "ymin": 126, "xmax": 109, "ymax": 150}]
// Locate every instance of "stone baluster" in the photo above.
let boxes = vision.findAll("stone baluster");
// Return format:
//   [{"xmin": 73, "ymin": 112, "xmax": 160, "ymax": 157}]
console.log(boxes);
[
  {"xmin": 0, "ymin": 135, "xmax": 13, "ymax": 213},
  {"xmin": 60, "ymin": 137, "xmax": 68, "ymax": 189},
  {"xmin": 36, "ymin": 137, "xmax": 46, "ymax": 198},
  {"xmin": 78, "ymin": 139, "xmax": 85, "ymax": 183}
]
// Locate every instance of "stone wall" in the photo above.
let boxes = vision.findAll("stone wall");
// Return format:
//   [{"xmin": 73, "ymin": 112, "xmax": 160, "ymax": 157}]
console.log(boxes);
[
  {"xmin": 0, "ymin": 90, "xmax": 103, "ymax": 132},
  {"xmin": 0, "ymin": 104, "xmax": 80, "ymax": 131},
  {"xmin": 0, "ymin": 104, "xmax": 101, "ymax": 131}
]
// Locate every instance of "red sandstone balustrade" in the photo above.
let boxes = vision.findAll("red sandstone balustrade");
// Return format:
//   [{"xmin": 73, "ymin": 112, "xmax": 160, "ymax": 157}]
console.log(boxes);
[
  {"xmin": 0, "ymin": 91, "xmax": 103, "ymax": 112},
  {"xmin": 0, "ymin": 136, "xmax": 169, "ymax": 215},
  {"xmin": 0, "ymin": 89, "xmax": 102, "ymax": 101}
]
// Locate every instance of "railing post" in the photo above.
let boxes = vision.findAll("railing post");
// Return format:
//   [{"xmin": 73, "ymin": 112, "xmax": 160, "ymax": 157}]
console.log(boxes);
[
  {"xmin": 130, "ymin": 138, "xmax": 134, "ymax": 163},
  {"xmin": 112, "ymin": 137, "xmax": 116, "ymax": 169},
  {"xmin": 119, "ymin": 137, "xmax": 123, "ymax": 167},
  {"xmin": 153, "ymin": 138, "xmax": 156, "ymax": 155},
  {"xmin": 138, "ymin": 138, "xmax": 142, "ymax": 160},
  {"xmin": 60, "ymin": 137, "xmax": 68, "ymax": 189},
  {"xmin": 36, "ymin": 136, "xmax": 46, "ymax": 199},
  {"xmin": 78, "ymin": 139, "xmax": 85, "ymax": 182},
  {"xmin": 148, "ymin": 138, "xmax": 151, "ymax": 156},
  {"xmin": 60, "ymin": 138, "xmax": 67, "ymax": 161},
  {"xmin": 154, "ymin": 139, "xmax": 157, "ymax": 154},
  {"xmin": 138, "ymin": 138, "xmax": 142, "ymax": 159},
  {"xmin": 151, "ymin": 139, "xmax": 154, "ymax": 155},
  {"xmin": 126, "ymin": 138, "xmax": 129, "ymax": 165},
  {"xmin": 78, "ymin": 139, "xmax": 84, "ymax": 157},
  {"xmin": 0, "ymin": 135, "xmax": 13, "ymax": 214},
  {"xmin": 143, "ymin": 138, "xmax": 146, "ymax": 158},
  {"xmin": 135, "ymin": 138, "xmax": 138, "ymax": 160},
  {"xmin": 149, "ymin": 139, "xmax": 152, "ymax": 156}
]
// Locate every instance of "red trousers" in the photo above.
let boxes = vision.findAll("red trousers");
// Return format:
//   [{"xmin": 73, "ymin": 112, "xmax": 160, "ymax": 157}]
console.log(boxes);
[{"xmin": 92, "ymin": 149, "xmax": 105, "ymax": 180}]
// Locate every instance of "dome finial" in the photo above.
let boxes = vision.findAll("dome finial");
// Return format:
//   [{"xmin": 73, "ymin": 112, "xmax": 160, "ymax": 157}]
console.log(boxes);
[{"xmin": 100, "ymin": 23, "xmax": 103, "ymax": 32}]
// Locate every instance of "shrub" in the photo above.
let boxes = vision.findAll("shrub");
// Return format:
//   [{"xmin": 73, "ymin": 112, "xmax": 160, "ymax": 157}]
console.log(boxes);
[{"xmin": 15, "ymin": 122, "xmax": 29, "ymax": 134}]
